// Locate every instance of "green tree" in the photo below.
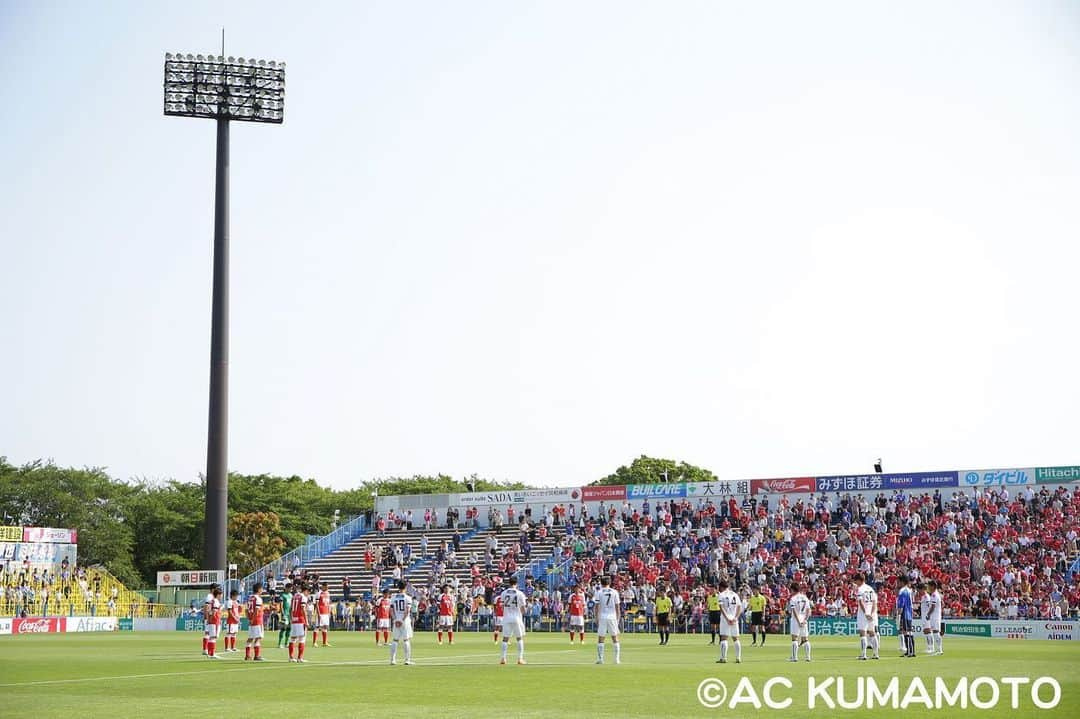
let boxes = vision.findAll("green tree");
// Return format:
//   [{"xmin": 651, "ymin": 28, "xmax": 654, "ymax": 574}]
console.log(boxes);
[
  {"xmin": 590, "ymin": 455, "xmax": 717, "ymax": 486},
  {"xmin": 228, "ymin": 511, "xmax": 287, "ymax": 576}
]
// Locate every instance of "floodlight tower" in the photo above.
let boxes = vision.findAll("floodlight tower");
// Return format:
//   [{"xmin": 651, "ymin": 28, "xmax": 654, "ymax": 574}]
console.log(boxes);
[{"xmin": 163, "ymin": 52, "xmax": 286, "ymax": 571}]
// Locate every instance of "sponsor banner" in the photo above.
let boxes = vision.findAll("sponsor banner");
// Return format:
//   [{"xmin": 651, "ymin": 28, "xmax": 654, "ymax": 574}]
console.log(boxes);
[
  {"xmin": 456, "ymin": 487, "xmax": 580, "ymax": 506},
  {"xmin": 22, "ymin": 527, "xmax": 77, "ymax": 543},
  {"xmin": 15, "ymin": 542, "xmax": 78, "ymax": 565},
  {"xmin": 816, "ymin": 472, "xmax": 957, "ymax": 493},
  {"xmin": 0, "ymin": 617, "xmax": 12, "ymax": 635},
  {"xmin": 119, "ymin": 617, "xmax": 134, "ymax": 632},
  {"xmin": 12, "ymin": 617, "xmax": 65, "ymax": 634},
  {"xmin": 989, "ymin": 620, "xmax": 1080, "ymax": 641},
  {"xmin": 807, "ymin": 616, "xmax": 899, "ymax": 636},
  {"xmin": 751, "ymin": 477, "xmax": 816, "ymax": 495},
  {"xmin": 960, "ymin": 468, "xmax": 1035, "ymax": 487},
  {"xmin": 134, "ymin": 618, "xmax": 176, "ymax": 631},
  {"xmin": 944, "ymin": 621, "xmax": 992, "ymax": 637},
  {"xmin": 0, "ymin": 526, "xmax": 22, "ymax": 542},
  {"xmin": 176, "ymin": 616, "xmax": 249, "ymax": 631},
  {"xmin": 67, "ymin": 616, "xmax": 117, "ymax": 633},
  {"xmin": 1036, "ymin": 466, "xmax": 1080, "ymax": 484},
  {"xmin": 581, "ymin": 485, "xmax": 626, "ymax": 502},
  {"xmin": 0, "ymin": 542, "xmax": 16, "ymax": 560},
  {"xmin": 627, "ymin": 483, "xmax": 688, "ymax": 499},
  {"xmin": 686, "ymin": 480, "xmax": 749, "ymax": 497},
  {"xmin": 156, "ymin": 570, "xmax": 225, "ymax": 587}
]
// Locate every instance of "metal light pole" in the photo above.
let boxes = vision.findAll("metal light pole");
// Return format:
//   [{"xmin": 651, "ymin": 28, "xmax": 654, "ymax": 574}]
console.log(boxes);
[{"xmin": 163, "ymin": 51, "xmax": 286, "ymax": 570}]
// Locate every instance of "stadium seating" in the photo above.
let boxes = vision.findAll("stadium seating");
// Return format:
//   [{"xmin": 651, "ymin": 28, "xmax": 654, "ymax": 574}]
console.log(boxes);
[{"xmin": 290, "ymin": 524, "xmax": 560, "ymax": 600}]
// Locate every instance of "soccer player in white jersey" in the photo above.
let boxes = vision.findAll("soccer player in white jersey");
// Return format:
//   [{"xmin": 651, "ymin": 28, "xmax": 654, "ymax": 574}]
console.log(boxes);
[
  {"xmin": 853, "ymin": 573, "xmax": 879, "ymax": 660},
  {"xmin": 923, "ymin": 580, "xmax": 943, "ymax": 655},
  {"xmin": 498, "ymin": 576, "xmax": 528, "ymax": 665},
  {"xmin": 715, "ymin": 580, "xmax": 743, "ymax": 664},
  {"xmin": 388, "ymin": 580, "xmax": 414, "ymax": 666},
  {"xmin": 593, "ymin": 576, "xmax": 621, "ymax": 665},
  {"xmin": 787, "ymin": 582, "xmax": 812, "ymax": 662}
]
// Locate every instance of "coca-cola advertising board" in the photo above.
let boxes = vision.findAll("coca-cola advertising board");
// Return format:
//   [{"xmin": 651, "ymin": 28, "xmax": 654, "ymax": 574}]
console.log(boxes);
[
  {"xmin": 12, "ymin": 617, "xmax": 65, "ymax": 634},
  {"xmin": 750, "ymin": 477, "xmax": 816, "ymax": 494}
]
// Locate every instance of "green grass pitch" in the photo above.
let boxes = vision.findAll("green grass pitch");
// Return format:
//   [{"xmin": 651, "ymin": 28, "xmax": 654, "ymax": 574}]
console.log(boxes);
[{"xmin": 2, "ymin": 631, "xmax": 1078, "ymax": 718}]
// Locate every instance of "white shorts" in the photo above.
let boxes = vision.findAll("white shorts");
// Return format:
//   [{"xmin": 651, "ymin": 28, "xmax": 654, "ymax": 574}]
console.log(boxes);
[
  {"xmin": 719, "ymin": 619, "xmax": 739, "ymax": 636},
  {"xmin": 494, "ymin": 616, "xmax": 504, "ymax": 628},
  {"xmin": 248, "ymin": 625, "xmax": 264, "ymax": 640},
  {"xmin": 857, "ymin": 615, "xmax": 878, "ymax": 633},
  {"xmin": 438, "ymin": 615, "xmax": 454, "ymax": 628},
  {"xmin": 502, "ymin": 618, "xmax": 526, "ymax": 639},
  {"xmin": 227, "ymin": 623, "xmax": 239, "ymax": 635},
  {"xmin": 205, "ymin": 623, "xmax": 220, "ymax": 639},
  {"xmin": 569, "ymin": 615, "xmax": 585, "ymax": 628},
  {"xmin": 290, "ymin": 623, "xmax": 306, "ymax": 640},
  {"xmin": 392, "ymin": 621, "xmax": 414, "ymax": 642},
  {"xmin": 924, "ymin": 617, "xmax": 941, "ymax": 632},
  {"xmin": 377, "ymin": 618, "xmax": 390, "ymax": 630},
  {"xmin": 597, "ymin": 617, "xmax": 620, "ymax": 638},
  {"xmin": 789, "ymin": 618, "xmax": 809, "ymax": 638},
  {"xmin": 318, "ymin": 614, "xmax": 330, "ymax": 628}
]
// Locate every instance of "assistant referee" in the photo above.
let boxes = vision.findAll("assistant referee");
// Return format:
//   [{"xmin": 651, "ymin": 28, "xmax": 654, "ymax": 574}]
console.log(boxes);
[{"xmin": 748, "ymin": 588, "xmax": 767, "ymax": 646}]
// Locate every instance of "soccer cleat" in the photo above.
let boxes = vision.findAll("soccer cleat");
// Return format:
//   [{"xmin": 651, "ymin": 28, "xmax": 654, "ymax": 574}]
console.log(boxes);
[
  {"xmin": 857, "ymin": 656, "xmax": 867, "ymax": 660},
  {"xmin": 499, "ymin": 658, "xmax": 506, "ymax": 665},
  {"xmin": 208, "ymin": 655, "xmax": 220, "ymax": 659},
  {"xmin": 804, "ymin": 658, "xmax": 811, "ymax": 662},
  {"xmin": 735, "ymin": 658, "xmax": 741, "ymax": 664},
  {"xmin": 788, "ymin": 658, "xmax": 797, "ymax": 662},
  {"xmin": 390, "ymin": 660, "xmax": 397, "ymax": 666},
  {"xmin": 615, "ymin": 658, "xmax": 620, "ymax": 664},
  {"xmin": 404, "ymin": 660, "xmax": 414, "ymax": 665},
  {"xmin": 716, "ymin": 659, "xmax": 726, "ymax": 664},
  {"xmin": 595, "ymin": 659, "xmax": 603, "ymax": 665},
  {"xmin": 517, "ymin": 659, "xmax": 526, "ymax": 665},
  {"xmin": 202, "ymin": 650, "xmax": 208, "ymax": 656},
  {"xmin": 253, "ymin": 657, "xmax": 265, "ymax": 661},
  {"xmin": 244, "ymin": 656, "xmax": 250, "ymax": 661},
  {"xmin": 872, "ymin": 656, "xmax": 880, "ymax": 660},
  {"xmin": 297, "ymin": 658, "xmax": 307, "ymax": 663},
  {"xmin": 438, "ymin": 640, "xmax": 443, "ymax": 645}
]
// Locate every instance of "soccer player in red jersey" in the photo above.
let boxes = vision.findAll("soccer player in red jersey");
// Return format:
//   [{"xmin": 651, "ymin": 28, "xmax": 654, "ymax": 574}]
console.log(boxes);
[
  {"xmin": 316, "ymin": 582, "xmax": 332, "ymax": 647},
  {"xmin": 245, "ymin": 583, "xmax": 265, "ymax": 661},
  {"xmin": 288, "ymin": 584, "xmax": 310, "ymax": 663},
  {"xmin": 204, "ymin": 586, "xmax": 223, "ymax": 659},
  {"xmin": 567, "ymin": 586, "xmax": 586, "ymax": 644},
  {"xmin": 493, "ymin": 594, "xmax": 504, "ymax": 642},
  {"xmin": 375, "ymin": 588, "xmax": 392, "ymax": 646},
  {"xmin": 437, "ymin": 585, "xmax": 455, "ymax": 644},
  {"xmin": 224, "ymin": 589, "xmax": 241, "ymax": 652}
]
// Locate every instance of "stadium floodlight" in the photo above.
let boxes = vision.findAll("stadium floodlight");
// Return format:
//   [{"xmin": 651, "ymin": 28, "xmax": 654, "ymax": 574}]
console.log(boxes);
[{"xmin": 163, "ymin": 51, "xmax": 286, "ymax": 572}]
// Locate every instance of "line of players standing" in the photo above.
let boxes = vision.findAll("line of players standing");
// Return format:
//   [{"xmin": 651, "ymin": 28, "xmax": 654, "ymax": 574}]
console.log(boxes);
[{"xmin": 196, "ymin": 572, "xmax": 943, "ymax": 666}]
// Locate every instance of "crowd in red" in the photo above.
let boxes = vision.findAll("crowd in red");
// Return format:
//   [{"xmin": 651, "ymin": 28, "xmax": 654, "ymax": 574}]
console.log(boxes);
[{"xmin": 550, "ymin": 484, "xmax": 1080, "ymax": 622}]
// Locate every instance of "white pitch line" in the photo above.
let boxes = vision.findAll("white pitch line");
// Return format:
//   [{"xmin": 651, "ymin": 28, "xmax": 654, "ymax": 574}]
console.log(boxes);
[{"xmin": 0, "ymin": 650, "xmax": 579, "ymax": 688}]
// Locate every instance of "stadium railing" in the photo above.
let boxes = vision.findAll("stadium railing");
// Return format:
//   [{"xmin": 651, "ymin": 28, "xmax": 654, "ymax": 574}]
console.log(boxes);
[{"xmin": 239, "ymin": 514, "xmax": 369, "ymax": 592}]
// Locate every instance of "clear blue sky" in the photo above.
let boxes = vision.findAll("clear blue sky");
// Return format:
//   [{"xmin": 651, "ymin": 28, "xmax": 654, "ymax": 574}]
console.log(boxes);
[{"xmin": 2, "ymin": 1, "xmax": 1078, "ymax": 489}]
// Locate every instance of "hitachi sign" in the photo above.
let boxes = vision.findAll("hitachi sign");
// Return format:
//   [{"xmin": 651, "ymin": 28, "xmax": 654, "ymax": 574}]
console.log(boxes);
[{"xmin": 1036, "ymin": 466, "xmax": 1080, "ymax": 483}]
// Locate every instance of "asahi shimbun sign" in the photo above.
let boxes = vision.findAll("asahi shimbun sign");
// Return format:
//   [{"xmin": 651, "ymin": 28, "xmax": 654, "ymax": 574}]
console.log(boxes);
[{"xmin": 457, "ymin": 488, "xmax": 580, "ymax": 506}]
